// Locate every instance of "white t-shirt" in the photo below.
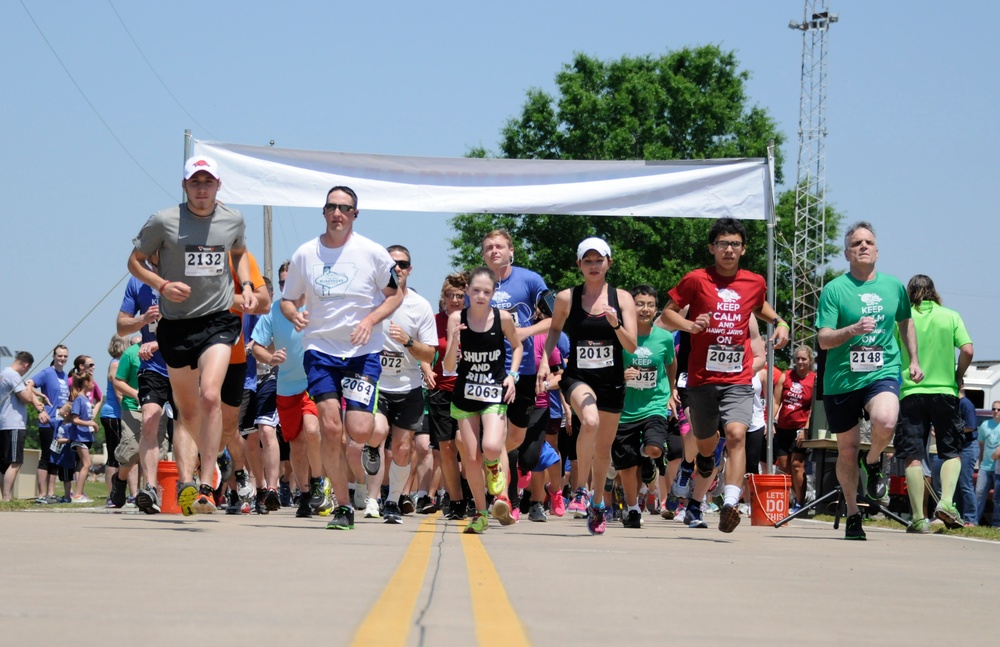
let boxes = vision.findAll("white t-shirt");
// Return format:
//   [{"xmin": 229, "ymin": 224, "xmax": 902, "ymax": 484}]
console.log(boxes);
[
  {"xmin": 378, "ymin": 290, "xmax": 437, "ymax": 393},
  {"xmin": 749, "ymin": 372, "xmax": 764, "ymax": 432},
  {"xmin": 282, "ymin": 233, "xmax": 396, "ymax": 358}
]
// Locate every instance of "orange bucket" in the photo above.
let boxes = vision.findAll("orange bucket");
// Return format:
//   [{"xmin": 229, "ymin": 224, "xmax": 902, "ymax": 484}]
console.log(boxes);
[
  {"xmin": 748, "ymin": 473, "xmax": 790, "ymax": 526},
  {"xmin": 157, "ymin": 460, "xmax": 181, "ymax": 514}
]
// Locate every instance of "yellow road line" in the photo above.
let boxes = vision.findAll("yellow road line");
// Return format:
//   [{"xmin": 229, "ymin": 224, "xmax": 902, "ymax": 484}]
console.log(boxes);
[
  {"xmin": 349, "ymin": 514, "xmax": 438, "ymax": 647},
  {"xmin": 459, "ymin": 524, "xmax": 533, "ymax": 646}
]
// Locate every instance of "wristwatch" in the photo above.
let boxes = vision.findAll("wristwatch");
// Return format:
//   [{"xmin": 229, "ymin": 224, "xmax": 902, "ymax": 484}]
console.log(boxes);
[
  {"xmin": 507, "ymin": 371, "xmax": 520, "ymax": 384},
  {"xmin": 404, "ymin": 337, "xmax": 415, "ymax": 348},
  {"xmin": 241, "ymin": 281, "xmax": 254, "ymax": 291}
]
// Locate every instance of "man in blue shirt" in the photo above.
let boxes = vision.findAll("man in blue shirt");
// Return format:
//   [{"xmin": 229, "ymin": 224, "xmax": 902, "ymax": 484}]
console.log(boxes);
[{"xmin": 957, "ymin": 388, "xmax": 979, "ymax": 525}]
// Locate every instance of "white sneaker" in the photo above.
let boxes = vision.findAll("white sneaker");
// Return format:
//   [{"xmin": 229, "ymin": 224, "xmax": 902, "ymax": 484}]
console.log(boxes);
[
  {"xmin": 364, "ymin": 497, "xmax": 381, "ymax": 519},
  {"xmin": 353, "ymin": 483, "xmax": 369, "ymax": 510},
  {"xmin": 738, "ymin": 503, "xmax": 751, "ymax": 517}
]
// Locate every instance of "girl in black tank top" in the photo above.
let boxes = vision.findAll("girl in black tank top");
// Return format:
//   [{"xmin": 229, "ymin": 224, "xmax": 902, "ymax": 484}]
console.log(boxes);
[
  {"xmin": 441, "ymin": 267, "xmax": 523, "ymax": 533},
  {"xmin": 537, "ymin": 238, "xmax": 637, "ymax": 535}
]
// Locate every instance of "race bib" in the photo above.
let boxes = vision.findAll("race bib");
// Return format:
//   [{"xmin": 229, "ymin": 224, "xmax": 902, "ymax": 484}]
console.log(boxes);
[
  {"xmin": 50, "ymin": 438, "xmax": 63, "ymax": 454},
  {"xmin": 627, "ymin": 367, "xmax": 657, "ymax": 390},
  {"xmin": 341, "ymin": 374, "xmax": 376, "ymax": 406},
  {"xmin": 184, "ymin": 245, "xmax": 226, "ymax": 277},
  {"xmin": 464, "ymin": 382, "xmax": 502, "ymax": 403},
  {"xmin": 380, "ymin": 351, "xmax": 404, "ymax": 375},
  {"xmin": 849, "ymin": 346, "xmax": 884, "ymax": 373},
  {"xmin": 706, "ymin": 344, "xmax": 744, "ymax": 373},
  {"xmin": 506, "ymin": 307, "xmax": 520, "ymax": 327},
  {"xmin": 576, "ymin": 341, "xmax": 614, "ymax": 369},
  {"xmin": 677, "ymin": 372, "xmax": 688, "ymax": 388}
]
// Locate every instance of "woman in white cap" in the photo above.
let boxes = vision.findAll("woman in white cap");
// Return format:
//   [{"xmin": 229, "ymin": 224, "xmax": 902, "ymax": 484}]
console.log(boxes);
[{"xmin": 538, "ymin": 237, "xmax": 637, "ymax": 535}]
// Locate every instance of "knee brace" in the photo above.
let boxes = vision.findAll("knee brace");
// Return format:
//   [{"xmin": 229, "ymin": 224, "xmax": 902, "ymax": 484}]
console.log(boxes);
[{"xmin": 695, "ymin": 452, "xmax": 715, "ymax": 478}]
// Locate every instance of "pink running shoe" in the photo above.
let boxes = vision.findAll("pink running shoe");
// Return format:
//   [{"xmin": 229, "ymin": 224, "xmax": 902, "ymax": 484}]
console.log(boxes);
[
  {"xmin": 550, "ymin": 489, "xmax": 566, "ymax": 517},
  {"xmin": 568, "ymin": 487, "xmax": 591, "ymax": 519}
]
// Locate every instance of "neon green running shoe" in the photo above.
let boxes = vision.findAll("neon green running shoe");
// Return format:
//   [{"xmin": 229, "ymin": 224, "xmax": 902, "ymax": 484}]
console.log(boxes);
[
  {"xmin": 933, "ymin": 501, "xmax": 963, "ymax": 529},
  {"xmin": 906, "ymin": 518, "xmax": 932, "ymax": 534},
  {"xmin": 485, "ymin": 461, "xmax": 507, "ymax": 496},
  {"xmin": 464, "ymin": 512, "xmax": 489, "ymax": 534}
]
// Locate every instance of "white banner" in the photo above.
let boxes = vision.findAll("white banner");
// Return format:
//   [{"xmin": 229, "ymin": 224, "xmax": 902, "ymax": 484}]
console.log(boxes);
[{"xmin": 193, "ymin": 140, "xmax": 772, "ymax": 220}]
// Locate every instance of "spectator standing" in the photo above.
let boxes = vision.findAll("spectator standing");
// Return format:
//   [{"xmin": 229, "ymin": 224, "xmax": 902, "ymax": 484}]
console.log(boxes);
[{"xmin": 2, "ymin": 352, "xmax": 45, "ymax": 501}]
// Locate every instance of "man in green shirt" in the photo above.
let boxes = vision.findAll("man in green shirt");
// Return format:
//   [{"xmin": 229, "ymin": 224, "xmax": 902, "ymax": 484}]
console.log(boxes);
[
  {"xmin": 816, "ymin": 221, "xmax": 923, "ymax": 540},
  {"xmin": 893, "ymin": 274, "xmax": 973, "ymax": 532},
  {"xmin": 613, "ymin": 285, "xmax": 679, "ymax": 529}
]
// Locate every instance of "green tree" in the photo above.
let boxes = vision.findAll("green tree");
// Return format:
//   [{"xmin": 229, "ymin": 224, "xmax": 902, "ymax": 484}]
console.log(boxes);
[{"xmin": 449, "ymin": 46, "xmax": 845, "ymax": 350}]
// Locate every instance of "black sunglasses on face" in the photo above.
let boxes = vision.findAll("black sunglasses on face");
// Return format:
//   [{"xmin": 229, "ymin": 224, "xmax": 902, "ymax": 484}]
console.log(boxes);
[
  {"xmin": 395, "ymin": 260, "xmax": 411, "ymax": 270},
  {"xmin": 324, "ymin": 203, "xmax": 355, "ymax": 214}
]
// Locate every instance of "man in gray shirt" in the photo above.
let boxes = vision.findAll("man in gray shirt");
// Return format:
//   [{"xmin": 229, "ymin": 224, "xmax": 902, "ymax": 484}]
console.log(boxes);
[
  {"xmin": 127, "ymin": 156, "xmax": 258, "ymax": 515},
  {"xmin": 2, "ymin": 351, "xmax": 45, "ymax": 501}
]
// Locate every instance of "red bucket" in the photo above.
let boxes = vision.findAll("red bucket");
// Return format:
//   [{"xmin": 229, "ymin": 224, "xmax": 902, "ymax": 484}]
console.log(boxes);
[
  {"xmin": 157, "ymin": 460, "xmax": 180, "ymax": 514},
  {"xmin": 748, "ymin": 473, "xmax": 790, "ymax": 526}
]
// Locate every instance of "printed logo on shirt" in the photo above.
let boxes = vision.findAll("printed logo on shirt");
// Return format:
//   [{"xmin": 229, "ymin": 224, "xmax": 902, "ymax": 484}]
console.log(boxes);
[
  {"xmin": 717, "ymin": 288, "xmax": 741, "ymax": 304},
  {"xmin": 860, "ymin": 293, "xmax": 883, "ymax": 308},
  {"xmin": 312, "ymin": 263, "xmax": 359, "ymax": 300}
]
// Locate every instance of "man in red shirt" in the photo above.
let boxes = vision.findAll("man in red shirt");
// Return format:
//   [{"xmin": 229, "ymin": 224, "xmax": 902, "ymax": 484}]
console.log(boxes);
[{"xmin": 658, "ymin": 217, "xmax": 789, "ymax": 532}]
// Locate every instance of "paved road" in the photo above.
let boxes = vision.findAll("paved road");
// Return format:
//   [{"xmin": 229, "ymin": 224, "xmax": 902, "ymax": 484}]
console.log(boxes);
[{"xmin": 2, "ymin": 506, "xmax": 997, "ymax": 646}]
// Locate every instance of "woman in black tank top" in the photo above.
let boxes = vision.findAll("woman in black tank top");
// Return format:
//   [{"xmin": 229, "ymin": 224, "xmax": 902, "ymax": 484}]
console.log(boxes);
[
  {"xmin": 538, "ymin": 238, "xmax": 637, "ymax": 535},
  {"xmin": 442, "ymin": 267, "xmax": 523, "ymax": 533}
]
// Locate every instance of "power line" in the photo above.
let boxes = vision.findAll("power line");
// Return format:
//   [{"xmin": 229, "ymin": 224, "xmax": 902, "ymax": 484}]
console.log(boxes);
[
  {"xmin": 106, "ymin": 0, "xmax": 217, "ymax": 140},
  {"xmin": 18, "ymin": 0, "xmax": 175, "ymax": 201}
]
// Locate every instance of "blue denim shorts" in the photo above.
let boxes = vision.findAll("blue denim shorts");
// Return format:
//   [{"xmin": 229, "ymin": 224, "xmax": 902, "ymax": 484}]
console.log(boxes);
[{"xmin": 304, "ymin": 350, "xmax": 382, "ymax": 413}]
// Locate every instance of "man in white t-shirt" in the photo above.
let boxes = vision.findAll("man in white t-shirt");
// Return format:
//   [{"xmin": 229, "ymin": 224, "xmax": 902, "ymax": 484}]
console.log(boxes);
[{"xmin": 281, "ymin": 186, "xmax": 404, "ymax": 531}]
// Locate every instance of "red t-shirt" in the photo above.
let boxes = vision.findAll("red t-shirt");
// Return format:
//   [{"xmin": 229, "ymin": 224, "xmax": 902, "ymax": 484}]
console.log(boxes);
[
  {"xmin": 668, "ymin": 266, "xmax": 765, "ymax": 387},
  {"xmin": 431, "ymin": 311, "xmax": 456, "ymax": 392},
  {"xmin": 776, "ymin": 370, "xmax": 815, "ymax": 430}
]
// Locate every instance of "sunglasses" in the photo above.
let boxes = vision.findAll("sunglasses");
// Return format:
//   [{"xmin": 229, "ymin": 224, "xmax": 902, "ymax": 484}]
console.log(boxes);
[
  {"xmin": 993, "ymin": 408, "xmax": 1000, "ymax": 412},
  {"xmin": 395, "ymin": 260, "xmax": 411, "ymax": 270},
  {"xmin": 85, "ymin": 363, "xmax": 95, "ymax": 368},
  {"xmin": 323, "ymin": 203, "xmax": 355, "ymax": 214},
  {"xmin": 444, "ymin": 292, "xmax": 465, "ymax": 300}
]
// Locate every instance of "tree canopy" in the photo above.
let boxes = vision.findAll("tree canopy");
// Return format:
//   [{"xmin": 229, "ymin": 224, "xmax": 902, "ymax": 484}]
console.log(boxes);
[{"xmin": 450, "ymin": 47, "xmax": 843, "ymax": 349}]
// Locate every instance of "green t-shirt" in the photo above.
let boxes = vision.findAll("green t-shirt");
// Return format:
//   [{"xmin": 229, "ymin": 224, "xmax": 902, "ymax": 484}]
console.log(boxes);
[
  {"xmin": 621, "ymin": 326, "xmax": 676, "ymax": 424},
  {"xmin": 815, "ymin": 272, "xmax": 910, "ymax": 396},
  {"xmin": 114, "ymin": 344, "xmax": 141, "ymax": 412},
  {"xmin": 897, "ymin": 301, "xmax": 972, "ymax": 398}
]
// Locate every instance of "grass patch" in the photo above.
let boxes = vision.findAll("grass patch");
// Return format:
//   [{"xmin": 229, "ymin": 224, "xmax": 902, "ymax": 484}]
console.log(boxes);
[
  {"xmin": 812, "ymin": 514, "xmax": 1000, "ymax": 541},
  {"xmin": 0, "ymin": 480, "xmax": 108, "ymax": 512}
]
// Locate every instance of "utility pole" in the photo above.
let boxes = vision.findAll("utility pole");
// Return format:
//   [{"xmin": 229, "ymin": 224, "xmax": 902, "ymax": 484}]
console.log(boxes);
[
  {"xmin": 263, "ymin": 139, "xmax": 275, "ymax": 280},
  {"xmin": 789, "ymin": 2, "xmax": 837, "ymax": 349}
]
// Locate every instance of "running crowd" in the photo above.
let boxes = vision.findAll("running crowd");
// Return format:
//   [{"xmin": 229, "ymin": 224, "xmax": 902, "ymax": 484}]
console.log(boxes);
[{"xmin": 3, "ymin": 156, "xmax": 996, "ymax": 540}]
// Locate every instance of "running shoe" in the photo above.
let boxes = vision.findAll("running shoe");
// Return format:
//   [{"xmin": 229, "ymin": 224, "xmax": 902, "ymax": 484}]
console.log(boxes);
[
  {"xmin": 352, "ymin": 483, "xmax": 368, "ymax": 510},
  {"xmin": 108, "ymin": 475, "xmax": 128, "ymax": 509},
  {"xmin": 136, "ymin": 484, "xmax": 161, "ymax": 515},
  {"xmin": 660, "ymin": 505, "xmax": 676, "ymax": 521},
  {"xmin": 844, "ymin": 512, "xmax": 867, "ymax": 540},
  {"xmin": 485, "ymin": 461, "xmax": 507, "ymax": 496},
  {"xmin": 586, "ymin": 504, "xmax": 607, "ymax": 535},
  {"xmin": 528, "ymin": 502, "xmax": 547, "ymax": 522},
  {"xmin": 217, "ymin": 448, "xmax": 233, "ymax": 483},
  {"xmin": 278, "ymin": 479, "xmax": 293, "ymax": 507},
  {"xmin": 364, "ymin": 497, "xmax": 382, "ymax": 519},
  {"xmin": 568, "ymin": 487, "xmax": 590, "ymax": 518},
  {"xmin": 644, "ymin": 492, "xmax": 658, "ymax": 514},
  {"xmin": 466, "ymin": 498, "xmax": 477, "ymax": 519},
  {"xmin": 383, "ymin": 499, "xmax": 403, "ymax": 524},
  {"xmin": 326, "ymin": 505, "xmax": 355, "ymax": 530},
  {"xmin": 933, "ymin": 501, "xmax": 964, "ymax": 530},
  {"xmin": 548, "ymin": 487, "xmax": 566, "ymax": 517},
  {"xmin": 398, "ymin": 495, "xmax": 415, "ymax": 515},
  {"xmin": 417, "ymin": 495, "xmax": 437, "ymax": 514},
  {"xmin": 857, "ymin": 454, "xmax": 887, "ymax": 500},
  {"xmin": 295, "ymin": 494, "xmax": 312, "ymax": 518},
  {"xmin": 309, "ymin": 478, "xmax": 326, "ymax": 511},
  {"xmin": 35, "ymin": 496, "xmax": 50, "ymax": 505},
  {"xmin": 464, "ymin": 512, "xmax": 488, "ymax": 534},
  {"xmin": 264, "ymin": 488, "xmax": 281, "ymax": 512},
  {"xmin": 686, "ymin": 503, "xmax": 708, "ymax": 529},
  {"xmin": 361, "ymin": 445, "xmax": 381, "ymax": 476},
  {"xmin": 907, "ymin": 518, "xmax": 932, "ymax": 534},
  {"xmin": 446, "ymin": 499, "xmax": 466, "ymax": 520},
  {"xmin": 176, "ymin": 481, "xmax": 198, "ymax": 516},
  {"xmin": 225, "ymin": 490, "xmax": 240, "ymax": 515},
  {"xmin": 718, "ymin": 503, "xmax": 741, "ymax": 533},
  {"xmin": 623, "ymin": 509, "xmax": 643, "ymax": 529},
  {"xmin": 789, "ymin": 503, "xmax": 802, "ymax": 515},
  {"xmin": 235, "ymin": 470, "xmax": 254, "ymax": 502},
  {"xmin": 71, "ymin": 494, "xmax": 93, "ymax": 503},
  {"xmin": 254, "ymin": 490, "xmax": 269, "ymax": 515},
  {"xmin": 492, "ymin": 495, "xmax": 516, "ymax": 525},
  {"xmin": 192, "ymin": 484, "xmax": 217, "ymax": 514},
  {"xmin": 58, "ymin": 496, "xmax": 72, "ymax": 503}
]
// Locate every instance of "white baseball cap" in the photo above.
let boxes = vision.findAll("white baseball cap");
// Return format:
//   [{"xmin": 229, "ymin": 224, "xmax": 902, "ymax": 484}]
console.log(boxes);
[
  {"xmin": 183, "ymin": 156, "xmax": 220, "ymax": 180},
  {"xmin": 576, "ymin": 237, "xmax": 612, "ymax": 260}
]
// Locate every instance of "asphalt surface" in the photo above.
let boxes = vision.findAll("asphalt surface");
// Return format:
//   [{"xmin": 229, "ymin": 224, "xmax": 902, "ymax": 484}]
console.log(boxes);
[{"xmin": 2, "ymin": 505, "xmax": 997, "ymax": 646}]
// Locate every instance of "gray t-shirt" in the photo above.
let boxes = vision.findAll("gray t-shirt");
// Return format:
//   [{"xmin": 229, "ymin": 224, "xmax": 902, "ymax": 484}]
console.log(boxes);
[
  {"xmin": 0, "ymin": 367, "xmax": 27, "ymax": 430},
  {"xmin": 133, "ymin": 202, "xmax": 246, "ymax": 320}
]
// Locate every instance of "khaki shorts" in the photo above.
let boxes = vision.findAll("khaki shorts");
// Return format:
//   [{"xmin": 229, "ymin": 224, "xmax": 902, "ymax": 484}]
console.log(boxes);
[{"xmin": 114, "ymin": 408, "xmax": 170, "ymax": 468}]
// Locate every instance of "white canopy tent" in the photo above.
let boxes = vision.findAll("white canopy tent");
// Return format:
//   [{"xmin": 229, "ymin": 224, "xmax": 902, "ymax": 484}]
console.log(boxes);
[{"xmin": 189, "ymin": 135, "xmax": 780, "ymax": 468}]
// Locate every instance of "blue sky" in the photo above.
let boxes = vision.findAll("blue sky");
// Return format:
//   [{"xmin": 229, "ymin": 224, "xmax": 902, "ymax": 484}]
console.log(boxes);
[{"xmin": 2, "ymin": 1, "xmax": 996, "ymax": 376}]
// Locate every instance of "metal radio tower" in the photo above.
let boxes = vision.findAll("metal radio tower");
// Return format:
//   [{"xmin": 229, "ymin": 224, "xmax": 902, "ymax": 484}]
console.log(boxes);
[{"xmin": 789, "ymin": 3, "xmax": 837, "ymax": 349}]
